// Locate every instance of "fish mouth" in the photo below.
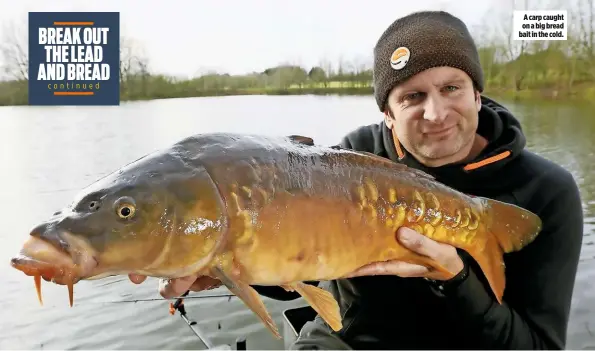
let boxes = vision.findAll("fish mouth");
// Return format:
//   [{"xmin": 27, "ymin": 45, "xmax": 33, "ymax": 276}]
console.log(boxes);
[{"xmin": 10, "ymin": 234, "xmax": 97, "ymax": 307}]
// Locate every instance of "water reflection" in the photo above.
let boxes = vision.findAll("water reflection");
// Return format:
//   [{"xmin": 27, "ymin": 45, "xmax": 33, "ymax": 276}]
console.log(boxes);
[
  {"xmin": 0, "ymin": 95, "xmax": 593, "ymax": 349},
  {"xmin": 504, "ymin": 97, "xmax": 595, "ymax": 233}
]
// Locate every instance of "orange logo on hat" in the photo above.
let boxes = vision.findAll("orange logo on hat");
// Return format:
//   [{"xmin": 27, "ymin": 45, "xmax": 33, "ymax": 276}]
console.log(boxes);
[{"xmin": 390, "ymin": 47, "xmax": 410, "ymax": 70}]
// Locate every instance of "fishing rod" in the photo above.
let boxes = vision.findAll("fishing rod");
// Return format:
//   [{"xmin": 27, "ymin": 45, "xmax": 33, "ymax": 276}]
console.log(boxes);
[
  {"xmin": 27, "ymin": 292, "xmax": 238, "ymax": 308},
  {"xmin": 104, "ymin": 292, "xmax": 236, "ymax": 304},
  {"xmin": 169, "ymin": 290, "xmax": 247, "ymax": 350}
]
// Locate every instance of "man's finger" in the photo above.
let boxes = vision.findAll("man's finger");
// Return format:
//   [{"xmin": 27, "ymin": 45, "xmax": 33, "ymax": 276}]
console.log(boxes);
[
  {"xmin": 128, "ymin": 274, "xmax": 147, "ymax": 284},
  {"xmin": 397, "ymin": 227, "xmax": 442, "ymax": 259},
  {"xmin": 397, "ymin": 227, "xmax": 463, "ymax": 275},
  {"xmin": 344, "ymin": 260, "xmax": 429, "ymax": 278},
  {"xmin": 189, "ymin": 276, "xmax": 222, "ymax": 291},
  {"xmin": 159, "ymin": 275, "xmax": 197, "ymax": 299}
]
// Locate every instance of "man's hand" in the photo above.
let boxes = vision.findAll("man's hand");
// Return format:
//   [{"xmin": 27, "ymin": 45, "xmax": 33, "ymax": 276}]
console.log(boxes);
[
  {"xmin": 128, "ymin": 273, "xmax": 222, "ymax": 299},
  {"xmin": 343, "ymin": 226, "xmax": 465, "ymax": 281}
]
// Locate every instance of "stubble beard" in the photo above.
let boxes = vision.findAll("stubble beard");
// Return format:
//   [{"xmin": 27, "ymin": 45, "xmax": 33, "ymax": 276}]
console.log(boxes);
[{"xmin": 415, "ymin": 128, "xmax": 475, "ymax": 161}]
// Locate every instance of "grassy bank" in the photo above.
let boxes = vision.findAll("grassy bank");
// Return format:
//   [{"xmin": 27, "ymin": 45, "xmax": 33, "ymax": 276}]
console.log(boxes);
[
  {"xmin": 3, "ymin": 78, "xmax": 595, "ymax": 107},
  {"xmin": 3, "ymin": 42, "xmax": 595, "ymax": 106}
]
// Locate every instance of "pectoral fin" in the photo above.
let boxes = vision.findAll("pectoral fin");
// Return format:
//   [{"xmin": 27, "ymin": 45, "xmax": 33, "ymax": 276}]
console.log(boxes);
[
  {"xmin": 210, "ymin": 267, "xmax": 280, "ymax": 339},
  {"xmin": 285, "ymin": 282, "xmax": 343, "ymax": 332}
]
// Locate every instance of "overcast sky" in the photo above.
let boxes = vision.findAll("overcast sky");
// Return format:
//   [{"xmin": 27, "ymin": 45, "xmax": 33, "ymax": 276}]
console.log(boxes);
[{"xmin": 0, "ymin": 0, "xmax": 535, "ymax": 78}]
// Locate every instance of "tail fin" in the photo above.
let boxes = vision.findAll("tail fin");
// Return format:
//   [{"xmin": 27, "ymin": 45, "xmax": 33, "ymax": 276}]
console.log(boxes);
[
  {"xmin": 465, "ymin": 198, "xmax": 542, "ymax": 304},
  {"xmin": 484, "ymin": 198, "xmax": 543, "ymax": 253}
]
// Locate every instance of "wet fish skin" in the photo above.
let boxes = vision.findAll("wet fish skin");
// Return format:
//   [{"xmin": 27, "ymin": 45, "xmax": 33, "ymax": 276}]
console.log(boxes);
[
  {"xmin": 199, "ymin": 134, "xmax": 540, "ymax": 297},
  {"xmin": 9, "ymin": 133, "xmax": 543, "ymax": 339}
]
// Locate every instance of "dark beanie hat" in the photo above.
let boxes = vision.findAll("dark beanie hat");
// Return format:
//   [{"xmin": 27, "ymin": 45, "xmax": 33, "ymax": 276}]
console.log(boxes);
[{"xmin": 373, "ymin": 11, "xmax": 484, "ymax": 112}]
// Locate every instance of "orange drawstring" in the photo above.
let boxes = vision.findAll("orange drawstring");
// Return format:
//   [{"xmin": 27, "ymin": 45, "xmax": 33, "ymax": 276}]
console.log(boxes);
[{"xmin": 463, "ymin": 151, "xmax": 511, "ymax": 171}]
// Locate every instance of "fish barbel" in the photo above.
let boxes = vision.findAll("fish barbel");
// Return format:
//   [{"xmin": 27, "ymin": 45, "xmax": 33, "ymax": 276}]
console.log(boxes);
[{"xmin": 10, "ymin": 133, "xmax": 542, "ymax": 338}]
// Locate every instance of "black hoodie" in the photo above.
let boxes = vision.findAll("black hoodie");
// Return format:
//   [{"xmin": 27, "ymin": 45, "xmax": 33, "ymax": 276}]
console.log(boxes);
[{"xmin": 254, "ymin": 96, "xmax": 583, "ymax": 349}]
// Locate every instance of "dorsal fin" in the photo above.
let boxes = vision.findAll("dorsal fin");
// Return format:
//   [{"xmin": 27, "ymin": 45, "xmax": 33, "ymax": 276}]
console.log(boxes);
[
  {"xmin": 287, "ymin": 135, "xmax": 314, "ymax": 146},
  {"xmin": 341, "ymin": 148, "xmax": 435, "ymax": 181},
  {"xmin": 360, "ymin": 151, "xmax": 436, "ymax": 180},
  {"xmin": 406, "ymin": 167, "xmax": 435, "ymax": 180}
]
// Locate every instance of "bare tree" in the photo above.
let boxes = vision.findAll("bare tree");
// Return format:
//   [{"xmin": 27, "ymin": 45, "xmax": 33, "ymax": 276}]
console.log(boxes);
[
  {"xmin": 318, "ymin": 58, "xmax": 333, "ymax": 88},
  {"xmin": 575, "ymin": 0, "xmax": 594, "ymax": 59},
  {"xmin": 572, "ymin": 0, "xmax": 595, "ymax": 80},
  {"xmin": 0, "ymin": 20, "xmax": 28, "ymax": 81},
  {"xmin": 490, "ymin": 0, "xmax": 531, "ymax": 90},
  {"xmin": 119, "ymin": 36, "xmax": 150, "ymax": 97}
]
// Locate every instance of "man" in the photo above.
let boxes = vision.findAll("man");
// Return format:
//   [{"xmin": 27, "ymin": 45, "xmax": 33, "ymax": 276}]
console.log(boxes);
[{"xmin": 129, "ymin": 11, "xmax": 584, "ymax": 350}]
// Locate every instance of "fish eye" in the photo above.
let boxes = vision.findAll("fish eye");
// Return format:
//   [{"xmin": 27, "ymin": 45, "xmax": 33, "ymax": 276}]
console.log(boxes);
[
  {"xmin": 114, "ymin": 196, "xmax": 136, "ymax": 220},
  {"xmin": 118, "ymin": 205, "xmax": 134, "ymax": 219}
]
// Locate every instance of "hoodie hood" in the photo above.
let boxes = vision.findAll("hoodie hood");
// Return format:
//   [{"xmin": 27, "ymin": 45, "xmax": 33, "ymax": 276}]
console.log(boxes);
[{"xmin": 381, "ymin": 95, "xmax": 527, "ymax": 192}]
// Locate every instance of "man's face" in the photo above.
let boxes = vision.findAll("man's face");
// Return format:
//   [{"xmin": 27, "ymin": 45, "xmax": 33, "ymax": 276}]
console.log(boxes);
[{"xmin": 384, "ymin": 66, "xmax": 481, "ymax": 167}]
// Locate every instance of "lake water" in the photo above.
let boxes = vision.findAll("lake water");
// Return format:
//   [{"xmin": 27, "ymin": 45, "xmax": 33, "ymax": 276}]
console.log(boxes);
[{"xmin": 0, "ymin": 95, "xmax": 593, "ymax": 350}]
